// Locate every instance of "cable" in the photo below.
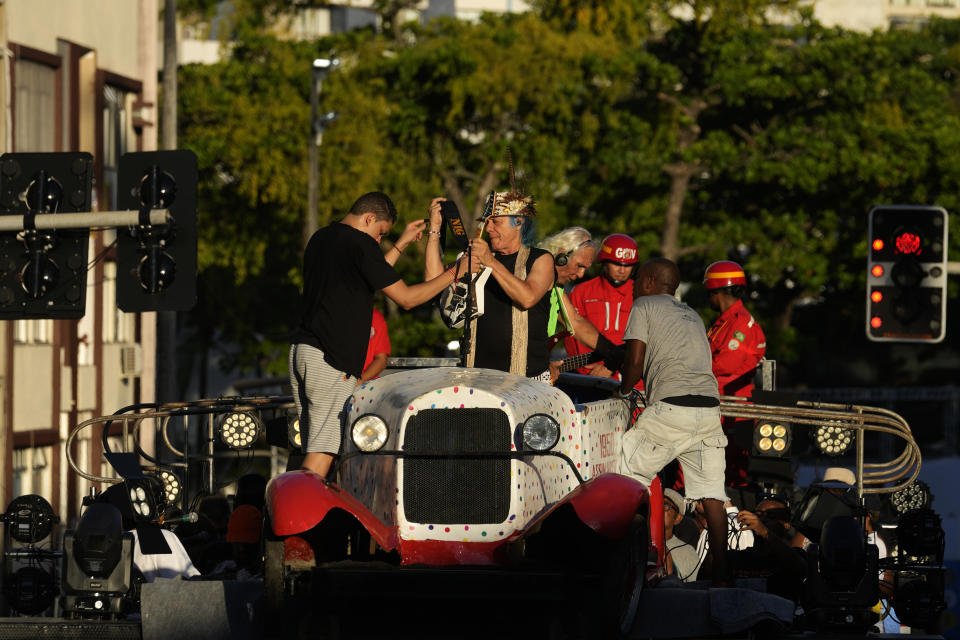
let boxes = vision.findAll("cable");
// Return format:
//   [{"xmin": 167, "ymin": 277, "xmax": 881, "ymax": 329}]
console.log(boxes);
[{"xmin": 86, "ymin": 237, "xmax": 118, "ymax": 271}]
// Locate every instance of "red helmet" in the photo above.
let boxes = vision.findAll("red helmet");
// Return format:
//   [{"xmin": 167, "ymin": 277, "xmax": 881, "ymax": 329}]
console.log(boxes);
[
  {"xmin": 704, "ymin": 260, "xmax": 747, "ymax": 290},
  {"xmin": 598, "ymin": 234, "xmax": 639, "ymax": 265}
]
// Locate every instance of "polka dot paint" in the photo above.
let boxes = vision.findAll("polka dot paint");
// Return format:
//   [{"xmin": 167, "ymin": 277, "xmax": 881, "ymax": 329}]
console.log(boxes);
[{"xmin": 334, "ymin": 367, "xmax": 633, "ymax": 552}]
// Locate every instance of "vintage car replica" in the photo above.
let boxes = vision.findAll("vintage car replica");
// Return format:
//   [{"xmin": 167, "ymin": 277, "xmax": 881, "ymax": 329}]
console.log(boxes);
[{"xmin": 264, "ymin": 366, "xmax": 665, "ymax": 637}]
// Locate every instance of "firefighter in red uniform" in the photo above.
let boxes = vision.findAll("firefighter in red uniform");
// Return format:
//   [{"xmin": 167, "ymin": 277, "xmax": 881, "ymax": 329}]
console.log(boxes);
[
  {"xmin": 563, "ymin": 234, "xmax": 640, "ymax": 385},
  {"xmin": 704, "ymin": 260, "xmax": 767, "ymax": 485}
]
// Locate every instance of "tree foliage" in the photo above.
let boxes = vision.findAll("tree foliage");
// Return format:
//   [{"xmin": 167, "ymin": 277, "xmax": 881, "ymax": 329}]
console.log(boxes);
[{"xmin": 177, "ymin": 1, "xmax": 960, "ymax": 389}]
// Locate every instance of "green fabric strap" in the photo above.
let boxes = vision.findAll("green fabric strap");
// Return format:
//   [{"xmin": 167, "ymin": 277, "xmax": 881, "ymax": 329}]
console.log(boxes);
[{"xmin": 548, "ymin": 286, "xmax": 571, "ymax": 336}]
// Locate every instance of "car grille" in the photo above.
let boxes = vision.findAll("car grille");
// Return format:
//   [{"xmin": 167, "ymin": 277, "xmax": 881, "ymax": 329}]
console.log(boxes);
[{"xmin": 403, "ymin": 408, "xmax": 511, "ymax": 524}]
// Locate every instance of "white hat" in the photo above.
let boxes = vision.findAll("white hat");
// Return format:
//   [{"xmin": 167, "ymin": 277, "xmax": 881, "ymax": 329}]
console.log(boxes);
[
  {"xmin": 663, "ymin": 488, "xmax": 686, "ymax": 516},
  {"xmin": 822, "ymin": 467, "xmax": 855, "ymax": 486}
]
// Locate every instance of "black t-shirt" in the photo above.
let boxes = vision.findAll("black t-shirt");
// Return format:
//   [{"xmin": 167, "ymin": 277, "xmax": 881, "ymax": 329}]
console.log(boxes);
[
  {"xmin": 473, "ymin": 247, "xmax": 551, "ymax": 377},
  {"xmin": 293, "ymin": 222, "xmax": 401, "ymax": 377}
]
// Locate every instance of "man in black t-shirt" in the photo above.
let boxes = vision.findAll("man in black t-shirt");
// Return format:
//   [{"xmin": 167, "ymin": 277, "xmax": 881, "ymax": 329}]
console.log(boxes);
[{"xmin": 291, "ymin": 191, "xmax": 469, "ymax": 477}]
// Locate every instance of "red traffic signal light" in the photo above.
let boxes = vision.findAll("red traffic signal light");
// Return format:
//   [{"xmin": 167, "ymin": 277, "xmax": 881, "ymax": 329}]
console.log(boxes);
[{"xmin": 866, "ymin": 205, "xmax": 948, "ymax": 343}]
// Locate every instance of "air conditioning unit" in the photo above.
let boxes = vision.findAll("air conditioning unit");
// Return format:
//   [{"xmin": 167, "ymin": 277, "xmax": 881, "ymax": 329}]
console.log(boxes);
[{"xmin": 120, "ymin": 344, "xmax": 142, "ymax": 377}]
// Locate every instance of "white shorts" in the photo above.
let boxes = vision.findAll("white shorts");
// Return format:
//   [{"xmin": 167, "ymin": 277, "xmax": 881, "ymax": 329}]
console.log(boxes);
[
  {"xmin": 617, "ymin": 401, "xmax": 727, "ymax": 502},
  {"xmin": 289, "ymin": 344, "xmax": 356, "ymax": 455}
]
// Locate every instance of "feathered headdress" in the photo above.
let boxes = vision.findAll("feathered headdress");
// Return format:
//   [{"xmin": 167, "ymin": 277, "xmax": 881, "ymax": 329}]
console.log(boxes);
[{"xmin": 481, "ymin": 149, "xmax": 537, "ymax": 220}]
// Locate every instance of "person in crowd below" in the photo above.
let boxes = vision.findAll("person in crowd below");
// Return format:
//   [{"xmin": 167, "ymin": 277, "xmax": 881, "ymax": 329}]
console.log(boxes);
[
  {"xmin": 703, "ymin": 260, "xmax": 767, "ymax": 486},
  {"xmin": 359, "ymin": 307, "xmax": 390, "ymax": 383},
  {"xmin": 207, "ymin": 504, "xmax": 264, "ymax": 579},
  {"xmin": 234, "ymin": 472, "xmax": 267, "ymax": 512},
  {"xmin": 664, "ymin": 488, "xmax": 702, "ymax": 583},
  {"xmin": 191, "ymin": 494, "xmax": 234, "ymax": 574},
  {"xmin": 616, "ymin": 258, "xmax": 729, "ymax": 586},
  {"xmin": 292, "ymin": 191, "xmax": 472, "ymax": 477},
  {"xmin": 537, "ymin": 227, "xmax": 624, "ymax": 379},
  {"xmin": 425, "ymin": 192, "xmax": 554, "ymax": 379},
  {"xmin": 673, "ymin": 493, "xmax": 753, "ymax": 580},
  {"xmin": 734, "ymin": 494, "xmax": 807, "ymax": 601},
  {"xmin": 564, "ymin": 233, "xmax": 641, "ymax": 384}
]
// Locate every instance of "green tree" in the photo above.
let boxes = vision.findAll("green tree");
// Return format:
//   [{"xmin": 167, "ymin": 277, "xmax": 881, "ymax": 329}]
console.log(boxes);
[{"xmin": 175, "ymin": 2, "xmax": 960, "ymax": 387}]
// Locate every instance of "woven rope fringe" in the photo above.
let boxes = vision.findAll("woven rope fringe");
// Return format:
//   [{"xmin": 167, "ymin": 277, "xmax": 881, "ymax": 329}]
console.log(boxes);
[{"xmin": 509, "ymin": 245, "xmax": 530, "ymax": 375}]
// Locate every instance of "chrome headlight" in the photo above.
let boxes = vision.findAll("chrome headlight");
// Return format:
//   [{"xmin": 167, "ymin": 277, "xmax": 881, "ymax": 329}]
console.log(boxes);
[
  {"xmin": 351, "ymin": 414, "xmax": 388, "ymax": 452},
  {"xmin": 521, "ymin": 414, "xmax": 560, "ymax": 451}
]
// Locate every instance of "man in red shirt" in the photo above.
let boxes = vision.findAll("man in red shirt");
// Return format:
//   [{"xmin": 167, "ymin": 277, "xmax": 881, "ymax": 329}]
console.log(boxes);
[
  {"xmin": 704, "ymin": 260, "xmax": 767, "ymax": 485},
  {"xmin": 359, "ymin": 308, "xmax": 391, "ymax": 383},
  {"xmin": 563, "ymin": 234, "xmax": 639, "ymax": 383}
]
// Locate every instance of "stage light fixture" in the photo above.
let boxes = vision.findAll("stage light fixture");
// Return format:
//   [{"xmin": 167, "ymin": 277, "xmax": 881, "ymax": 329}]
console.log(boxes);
[
  {"xmin": 891, "ymin": 480, "xmax": 932, "ymax": 515},
  {"xmin": 814, "ymin": 423, "xmax": 854, "ymax": 456},
  {"xmin": 2, "ymin": 566, "xmax": 56, "ymax": 615},
  {"xmin": 1, "ymin": 494, "xmax": 59, "ymax": 543},
  {"xmin": 158, "ymin": 469, "xmax": 182, "ymax": 506},
  {"xmin": 894, "ymin": 576, "xmax": 946, "ymax": 631},
  {"xmin": 288, "ymin": 415, "xmax": 302, "ymax": 450},
  {"xmin": 219, "ymin": 410, "xmax": 262, "ymax": 449},
  {"xmin": 124, "ymin": 478, "xmax": 162, "ymax": 522},
  {"xmin": 752, "ymin": 419, "xmax": 791, "ymax": 456},
  {"xmin": 896, "ymin": 508, "xmax": 944, "ymax": 559},
  {"xmin": 62, "ymin": 502, "xmax": 135, "ymax": 619}
]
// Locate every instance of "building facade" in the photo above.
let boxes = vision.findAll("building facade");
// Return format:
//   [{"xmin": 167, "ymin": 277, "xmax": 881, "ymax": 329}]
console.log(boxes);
[{"xmin": 0, "ymin": 0, "xmax": 159, "ymax": 524}]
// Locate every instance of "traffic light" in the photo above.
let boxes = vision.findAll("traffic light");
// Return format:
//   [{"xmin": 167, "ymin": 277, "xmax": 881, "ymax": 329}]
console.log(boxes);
[
  {"xmin": 116, "ymin": 150, "xmax": 197, "ymax": 312},
  {"xmin": 0, "ymin": 153, "xmax": 94, "ymax": 319},
  {"xmin": 866, "ymin": 205, "xmax": 948, "ymax": 343}
]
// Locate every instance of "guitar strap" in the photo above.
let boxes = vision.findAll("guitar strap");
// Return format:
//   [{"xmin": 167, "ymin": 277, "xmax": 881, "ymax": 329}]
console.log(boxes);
[{"xmin": 547, "ymin": 286, "xmax": 574, "ymax": 337}]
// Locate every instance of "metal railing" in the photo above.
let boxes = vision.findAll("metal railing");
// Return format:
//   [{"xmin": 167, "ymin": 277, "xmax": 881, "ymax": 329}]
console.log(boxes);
[
  {"xmin": 65, "ymin": 390, "xmax": 921, "ymax": 502},
  {"xmin": 718, "ymin": 396, "xmax": 921, "ymax": 498},
  {"xmin": 65, "ymin": 396, "xmax": 295, "ymax": 495}
]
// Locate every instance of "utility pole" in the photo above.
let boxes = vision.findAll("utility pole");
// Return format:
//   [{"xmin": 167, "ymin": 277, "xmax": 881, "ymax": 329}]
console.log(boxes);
[
  {"xmin": 159, "ymin": 0, "xmax": 178, "ymax": 405},
  {"xmin": 304, "ymin": 58, "xmax": 338, "ymax": 248}
]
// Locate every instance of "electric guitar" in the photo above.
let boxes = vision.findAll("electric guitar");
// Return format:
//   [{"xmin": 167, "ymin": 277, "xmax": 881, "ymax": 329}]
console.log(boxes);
[{"xmin": 438, "ymin": 195, "xmax": 495, "ymax": 330}]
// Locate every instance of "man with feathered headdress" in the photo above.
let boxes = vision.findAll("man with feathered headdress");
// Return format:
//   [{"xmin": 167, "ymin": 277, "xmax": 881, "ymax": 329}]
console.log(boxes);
[{"xmin": 426, "ymin": 187, "xmax": 554, "ymax": 378}]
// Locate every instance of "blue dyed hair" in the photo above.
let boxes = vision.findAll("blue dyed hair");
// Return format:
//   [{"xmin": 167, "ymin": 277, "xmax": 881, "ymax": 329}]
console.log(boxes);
[{"xmin": 519, "ymin": 217, "xmax": 537, "ymax": 247}]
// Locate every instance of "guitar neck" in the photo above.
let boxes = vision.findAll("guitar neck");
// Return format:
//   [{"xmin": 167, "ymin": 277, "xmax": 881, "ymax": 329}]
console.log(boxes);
[{"xmin": 559, "ymin": 351, "xmax": 597, "ymax": 373}]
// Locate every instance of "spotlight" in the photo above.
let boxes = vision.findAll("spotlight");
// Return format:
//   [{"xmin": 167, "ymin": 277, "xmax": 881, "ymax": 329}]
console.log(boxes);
[
  {"xmin": 287, "ymin": 415, "xmax": 302, "ymax": 450},
  {"xmin": 891, "ymin": 480, "xmax": 932, "ymax": 515},
  {"xmin": 62, "ymin": 502, "xmax": 135, "ymax": 619},
  {"xmin": 2, "ymin": 566, "xmax": 56, "ymax": 615},
  {"xmin": 894, "ymin": 575, "xmax": 946, "ymax": 630},
  {"xmin": 814, "ymin": 422, "xmax": 854, "ymax": 456},
  {"xmin": 158, "ymin": 469, "xmax": 182, "ymax": 506},
  {"xmin": 125, "ymin": 478, "xmax": 162, "ymax": 522},
  {"xmin": 896, "ymin": 508, "xmax": 944, "ymax": 559},
  {"xmin": 802, "ymin": 515, "xmax": 880, "ymax": 633},
  {"xmin": 1, "ymin": 494, "xmax": 59, "ymax": 543},
  {"xmin": 752, "ymin": 420, "xmax": 791, "ymax": 457},
  {"xmin": 219, "ymin": 411, "xmax": 262, "ymax": 449}
]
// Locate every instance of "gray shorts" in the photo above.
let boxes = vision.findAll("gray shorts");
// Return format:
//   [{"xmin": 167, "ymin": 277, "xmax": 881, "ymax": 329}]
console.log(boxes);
[
  {"xmin": 617, "ymin": 401, "xmax": 727, "ymax": 502},
  {"xmin": 288, "ymin": 344, "xmax": 356, "ymax": 455}
]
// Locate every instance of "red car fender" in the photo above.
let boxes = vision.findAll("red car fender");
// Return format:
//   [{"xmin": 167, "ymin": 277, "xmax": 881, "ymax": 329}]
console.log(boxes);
[
  {"xmin": 562, "ymin": 472, "xmax": 649, "ymax": 540},
  {"xmin": 525, "ymin": 473, "xmax": 665, "ymax": 572},
  {"xmin": 266, "ymin": 470, "xmax": 398, "ymax": 551}
]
